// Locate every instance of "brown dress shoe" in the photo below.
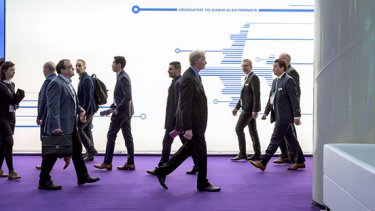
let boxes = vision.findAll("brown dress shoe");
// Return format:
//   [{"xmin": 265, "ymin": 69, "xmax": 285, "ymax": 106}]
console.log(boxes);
[
  {"xmin": 287, "ymin": 163, "xmax": 306, "ymax": 170},
  {"xmin": 249, "ymin": 160, "xmax": 266, "ymax": 171},
  {"xmin": 94, "ymin": 163, "xmax": 112, "ymax": 170},
  {"xmin": 273, "ymin": 156, "xmax": 291, "ymax": 164},
  {"xmin": 117, "ymin": 163, "xmax": 135, "ymax": 171}
]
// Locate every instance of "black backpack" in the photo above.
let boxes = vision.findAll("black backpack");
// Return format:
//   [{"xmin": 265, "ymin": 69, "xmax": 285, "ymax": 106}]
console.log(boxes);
[{"xmin": 91, "ymin": 74, "xmax": 108, "ymax": 105}]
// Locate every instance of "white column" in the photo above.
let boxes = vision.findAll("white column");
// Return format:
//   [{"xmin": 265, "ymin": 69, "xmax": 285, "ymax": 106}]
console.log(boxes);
[{"xmin": 313, "ymin": 0, "xmax": 375, "ymax": 206}]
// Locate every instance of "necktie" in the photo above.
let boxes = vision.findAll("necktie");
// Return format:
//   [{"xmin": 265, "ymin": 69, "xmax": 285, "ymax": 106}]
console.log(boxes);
[
  {"xmin": 272, "ymin": 79, "xmax": 278, "ymax": 93},
  {"xmin": 67, "ymin": 83, "xmax": 77, "ymax": 111},
  {"xmin": 197, "ymin": 75, "xmax": 204, "ymax": 92}
]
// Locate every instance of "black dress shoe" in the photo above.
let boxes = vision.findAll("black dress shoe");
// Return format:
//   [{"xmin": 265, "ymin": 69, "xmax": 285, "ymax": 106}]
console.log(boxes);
[
  {"xmin": 156, "ymin": 174, "xmax": 168, "ymax": 190},
  {"xmin": 186, "ymin": 166, "xmax": 198, "ymax": 175},
  {"xmin": 147, "ymin": 169, "xmax": 156, "ymax": 175},
  {"xmin": 83, "ymin": 154, "xmax": 94, "ymax": 162},
  {"xmin": 197, "ymin": 183, "xmax": 221, "ymax": 192},
  {"xmin": 78, "ymin": 176, "xmax": 100, "ymax": 185},
  {"xmin": 231, "ymin": 154, "xmax": 247, "ymax": 161},
  {"xmin": 38, "ymin": 181, "xmax": 62, "ymax": 190},
  {"xmin": 246, "ymin": 155, "xmax": 261, "ymax": 161},
  {"xmin": 82, "ymin": 152, "xmax": 88, "ymax": 158}
]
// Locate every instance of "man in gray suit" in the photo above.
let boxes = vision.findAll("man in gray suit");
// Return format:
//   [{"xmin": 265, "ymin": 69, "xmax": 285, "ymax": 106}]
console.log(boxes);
[
  {"xmin": 39, "ymin": 59, "xmax": 99, "ymax": 190},
  {"xmin": 249, "ymin": 59, "xmax": 305, "ymax": 171},
  {"xmin": 273, "ymin": 53, "xmax": 301, "ymax": 164},
  {"xmin": 231, "ymin": 59, "xmax": 261, "ymax": 161},
  {"xmin": 94, "ymin": 56, "xmax": 135, "ymax": 171}
]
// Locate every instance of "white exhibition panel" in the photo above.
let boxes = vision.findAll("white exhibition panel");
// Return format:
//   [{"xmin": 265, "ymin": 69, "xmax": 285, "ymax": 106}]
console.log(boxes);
[
  {"xmin": 5, "ymin": 0, "xmax": 314, "ymax": 153},
  {"xmin": 323, "ymin": 144, "xmax": 375, "ymax": 211}
]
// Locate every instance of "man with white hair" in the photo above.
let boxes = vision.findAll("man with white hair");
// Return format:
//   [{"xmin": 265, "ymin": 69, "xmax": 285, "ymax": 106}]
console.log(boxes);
[{"xmin": 152, "ymin": 50, "xmax": 221, "ymax": 192}]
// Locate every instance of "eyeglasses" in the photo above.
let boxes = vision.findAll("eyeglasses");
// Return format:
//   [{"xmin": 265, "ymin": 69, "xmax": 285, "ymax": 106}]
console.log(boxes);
[{"xmin": 241, "ymin": 64, "xmax": 250, "ymax": 67}]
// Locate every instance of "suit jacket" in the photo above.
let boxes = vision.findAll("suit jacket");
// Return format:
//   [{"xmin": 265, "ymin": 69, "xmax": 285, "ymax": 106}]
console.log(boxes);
[
  {"xmin": 37, "ymin": 73, "xmax": 56, "ymax": 122},
  {"xmin": 165, "ymin": 75, "xmax": 181, "ymax": 130},
  {"xmin": 112, "ymin": 70, "xmax": 134, "ymax": 118},
  {"xmin": 0, "ymin": 81, "xmax": 16, "ymax": 137},
  {"xmin": 175, "ymin": 68, "xmax": 207, "ymax": 136},
  {"xmin": 45, "ymin": 75, "xmax": 80, "ymax": 135},
  {"xmin": 235, "ymin": 71, "xmax": 261, "ymax": 113},
  {"xmin": 264, "ymin": 73, "xmax": 301, "ymax": 124},
  {"xmin": 286, "ymin": 65, "xmax": 301, "ymax": 98},
  {"xmin": 0, "ymin": 81, "xmax": 15, "ymax": 119},
  {"xmin": 77, "ymin": 72, "xmax": 98, "ymax": 116}
]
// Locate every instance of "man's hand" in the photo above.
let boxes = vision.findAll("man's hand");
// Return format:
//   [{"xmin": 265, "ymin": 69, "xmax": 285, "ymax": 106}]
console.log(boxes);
[
  {"xmin": 183, "ymin": 130, "xmax": 193, "ymax": 140},
  {"xmin": 80, "ymin": 115, "xmax": 87, "ymax": 123},
  {"xmin": 36, "ymin": 119, "xmax": 42, "ymax": 125},
  {"xmin": 79, "ymin": 108, "xmax": 87, "ymax": 123},
  {"xmin": 294, "ymin": 119, "xmax": 301, "ymax": 125},
  {"xmin": 80, "ymin": 107, "xmax": 86, "ymax": 116},
  {"xmin": 63, "ymin": 156, "xmax": 71, "ymax": 169},
  {"xmin": 261, "ymin": 114, "xmax": 267, "ymax": 120},
  {"xmin": 51, "ymin": 128, "xmax": 63, "ymax": 135},
  {"xmin": 252, "ymin": 112, "xmax": 258, "ymax": 119},
  {"xmin": 232, "ymin": 108, "xmax": 238, "ymax": 116},
  {"xmin": 113, "ymin": 109, "xmax": 119, "ymax": 115}
]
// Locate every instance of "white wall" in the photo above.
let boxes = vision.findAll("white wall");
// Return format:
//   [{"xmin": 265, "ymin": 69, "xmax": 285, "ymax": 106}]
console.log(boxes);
[{"xmin": 6, "ymin": 0, "xmax": 315, "ymax": 154}]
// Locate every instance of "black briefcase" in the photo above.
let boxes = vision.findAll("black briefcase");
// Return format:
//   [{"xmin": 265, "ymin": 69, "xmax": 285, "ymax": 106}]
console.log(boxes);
[{"xmin": 41, "ymin": 135, "xmax": 73, "ymax": 156}]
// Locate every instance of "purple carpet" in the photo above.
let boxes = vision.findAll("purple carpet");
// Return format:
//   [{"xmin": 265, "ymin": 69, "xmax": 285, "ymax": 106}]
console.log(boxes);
[{"xmin": 0, "ymin": 155, "xmax": 319, "ymax": 211}]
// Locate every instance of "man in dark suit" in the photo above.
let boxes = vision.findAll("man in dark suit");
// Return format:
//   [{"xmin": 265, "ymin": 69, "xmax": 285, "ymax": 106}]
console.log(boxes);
[
  {"xmin": 147, "ymin": 61, "xmax": 197, "ymax": 175},
  {"xmin": 273, "ymin": 53, "xmax": 301, "ymax": 164},
  {"xmin": 152, "ymin": 50, "xmax": 221, "ymax": 192},
  {"xmin": 249, "ymin": 59, "xmax": 305, "ymax": 171},
  {"xmin": 94, "ymin": 56, "xmax": 135, "ymax": 171},
  {"xmin": 231, "ymin": 59, "xmax": 261, "ymax": 161},
  {"xmin": 38, "ymin": 59, "xmax": 99, "ymax": 190},
  {"xmin": 76, "ymin": 59, "xmax": 98, "ymax": 162},
  {"xmin": 35, "ymin": 61, "xmax": 57, "ymax": 170}
]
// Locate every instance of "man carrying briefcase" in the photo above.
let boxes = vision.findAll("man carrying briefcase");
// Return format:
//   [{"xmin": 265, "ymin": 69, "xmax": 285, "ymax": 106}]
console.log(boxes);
[{"xmin": 38, "ymin": 59, "xmax": 99, "ymax": 190}]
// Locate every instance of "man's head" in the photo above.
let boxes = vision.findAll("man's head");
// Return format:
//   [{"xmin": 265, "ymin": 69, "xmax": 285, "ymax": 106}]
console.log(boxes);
[
  {"xmin": 1, "ymin": 61, "xmax": 15, "ymax": 80},
  {"xmin": 43, "ymin": 61, "xmax": 56, "ymax": 77},
  {"xmin": 75, "ymin": 59, "xmax": 86, "ymax": 75},
  {"xmin": 112, "ymin": 56, "xmax": 126, "ymax": 72},
  {"xmin": 168, "ymin": 61, "xmax": 181, "ymax": 79},
  {"xmin": 273, "ymin": 59, "xmax": 287, "ymax": 77},
  {"xmin": 241, "ymin": 59, "xmax": 252, "ymax": 74},
  {"xmin": 189, "ymin": 50, "xmax": 206, "ymax": 71},
  {"xmin": 278, "ymin": 53, "xmax": 291, "ymax": 66},
  {"xmin": 56, "ymin": 59, "xmax": 74, "ymax": 79}
]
